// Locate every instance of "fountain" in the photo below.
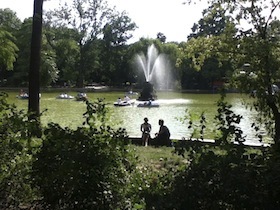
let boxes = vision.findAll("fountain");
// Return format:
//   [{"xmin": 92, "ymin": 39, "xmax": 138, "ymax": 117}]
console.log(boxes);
[{"xmin": 135, "ymin": 44, "xmax": 171, "ymax": 101}]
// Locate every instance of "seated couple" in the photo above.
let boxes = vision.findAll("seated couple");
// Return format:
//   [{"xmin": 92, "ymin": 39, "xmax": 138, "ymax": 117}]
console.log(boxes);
[{"xmin": 141, "ymin": 118, "xmax": 171, "ymax": 147}]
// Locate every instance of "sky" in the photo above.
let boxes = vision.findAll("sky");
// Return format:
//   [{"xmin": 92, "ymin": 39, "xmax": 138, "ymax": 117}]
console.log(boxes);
[{"xmin": 0, "ymin": 0, "xmax": 208, "ymax": 43}]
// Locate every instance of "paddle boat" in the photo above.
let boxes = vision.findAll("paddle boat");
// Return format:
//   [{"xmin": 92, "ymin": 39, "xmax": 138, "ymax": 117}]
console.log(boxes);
[
  {"xmin": 114, "ymin": 96, "xmax": 135, "ymax": 106},
  {"xmin": 137, "ymin": 100, "xmax": 159, "ymax": 108},
  {"xmin": 16, "ymin": 92, "xmax": 42, "ymax": 99},
  {"xmin": 16, "ymin": 93, "xmax": 29, "ymax": 99},
  {"xmin": 76, "ymin": 92, "xmax": 88, "ymax": 101},
  {"xmin": 56, "ymin": 93, "xmax": 74, "ymax": 99},
  {"xmin": 16, "ymin": 90, "xmax": 29, "ymax": 99},
  {"xmin": 114, "ymin": 100, "xmax": 134, "ymax": 107}
]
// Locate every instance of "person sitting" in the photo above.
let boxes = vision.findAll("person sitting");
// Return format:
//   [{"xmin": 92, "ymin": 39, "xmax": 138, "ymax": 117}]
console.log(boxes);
[
  {"xmin": 152, "ymin": 119, "xmax": 171, "ymax": 147},
  {"xmin": 117, "ymin": 97, "xmax": 122, "ymax": 104},
  {"xmin": 124, "ymin": 95, "xmax": 130, "ymax": 102}
]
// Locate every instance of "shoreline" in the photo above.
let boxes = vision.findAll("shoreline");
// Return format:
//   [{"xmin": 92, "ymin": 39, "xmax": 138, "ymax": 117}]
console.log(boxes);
[
  {"xmin": 0, "ymin": 86, "xmax": 239, "ymax": 94},
  {"xmin": 128, "ymin": 136, "xmax": 270, "ymax": 148}
]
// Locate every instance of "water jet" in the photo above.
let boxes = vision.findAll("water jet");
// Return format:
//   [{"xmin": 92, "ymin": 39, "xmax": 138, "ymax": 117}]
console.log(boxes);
[{"xmin": 135, "ymin": 44, "xmax": 171, "ymax": 101}]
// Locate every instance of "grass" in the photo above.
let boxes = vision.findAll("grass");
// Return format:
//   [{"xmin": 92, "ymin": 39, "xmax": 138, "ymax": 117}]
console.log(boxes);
[
  {"xmin": 129, "ymin": 145, "xmax": 188, "ymax": 172},
  {"xmin": 128, "ymin": 143, "xmax": 265, "ymax": 174}
]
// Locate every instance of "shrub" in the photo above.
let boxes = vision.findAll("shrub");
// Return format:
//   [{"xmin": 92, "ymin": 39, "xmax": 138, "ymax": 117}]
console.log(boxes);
[
  {"xmin": 32, "ymin": 99, "xmax": 136, "ymax": 209},
  {"xmin": 0, "ymin": 92, "xmax": 39, "ymax": 209},
  {"xmin": 168, "ymin": 94, "xmax": 274, "ymax": 209}
]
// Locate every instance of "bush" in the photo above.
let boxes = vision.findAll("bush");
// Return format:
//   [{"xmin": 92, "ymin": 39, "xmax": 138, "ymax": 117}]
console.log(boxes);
[
  {"xmin": 170, "ymin": 146, "xmax": 268, "ymax": 209},
  {"xmin": 32, "ymin": 99, "xmax": 136, "ymax": 209},
  {"xmin": 166, "ymin": 94, "xmax": 279, "ymax": 209},
  {"xmin": 0, "ymin": 92, "xmax": 39, "ymax": 209}
]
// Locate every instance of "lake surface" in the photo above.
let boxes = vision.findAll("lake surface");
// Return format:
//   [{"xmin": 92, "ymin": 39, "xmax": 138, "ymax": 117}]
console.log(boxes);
[{"xmin": 6, "ymin": 90, "xmax": 269, "ymax": 145}]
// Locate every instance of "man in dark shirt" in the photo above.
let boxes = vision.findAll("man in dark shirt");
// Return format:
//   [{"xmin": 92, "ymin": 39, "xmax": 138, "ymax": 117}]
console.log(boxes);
[{"xmin": 153, "ymin": 119, "xmax": 171, "ymax": 147}]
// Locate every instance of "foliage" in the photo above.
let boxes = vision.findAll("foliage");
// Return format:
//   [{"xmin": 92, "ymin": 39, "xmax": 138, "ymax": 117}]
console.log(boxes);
[
  {"xmin": 32, "ymin": 99, "xmax": 137, "ymax": 209},
  {"xmin": 0, "ymin": 92, "xmax": 39, "ymax": 208},
  {"xmin": 156, "ymin": 32, "xmax": 166, "ymax": 43},
  {"xmin": 214, "ymin": 93, "xmax": 247, "ymax": 144},
  {"xmin": 103, "ymin": 11, "xmax": 136, "ymax": 47},
  {"xmin": 184, "ymin": 0, "xmax": 280, "ymax": 144},
  {"xmin": 170, "ymin": 145, "xmax": 269, "ymax": 209},
  {"xmin": 188, "ymin": 3, "xmax": 232, "ymax": 39},
  {"xmin": 125, "ymin": 145, "xmax": 185, "ymax": 210},
  {"xmin": 0, "ymin": 8, "xmax": 21, "ymax": 73},
  {"xmin": 100, "ymin": 11, "xmax": 136, "ymax": 84},
  {"xmin": 127, "ymin": 162, "xmax": 177, "ymax": 210},
  {"xmin": 1, "ymin": 1, "xmax": 232, "ymax": 91},
  {"xmin": 178, "ymin": 23, "xmax": 237, "ymax": 71},
  {"xmin": 177, "ymin": 108, "xmax": 207, "ymax": 141},
  {"xmin": 2, "ymin": 90, "xmax": 280, "ymax": 209},
  {"xmin": 11, "ymin": 18, "xmax": 58, "ymax": 87},
  {"xmin": 169, "ymin": 93, "xmax": 278, "ymax": 209},
  {"xmin": 0, "ymin": 8, "xmax": 22, "ymax": 32},
  {"xmin": 0, "ymin": 29, "xmax": 18, "ymax": 70},
  {"xmin": 176, "ymin": 4, "xmax": 237, "ymax": 90},
  {"xmin": 44, "ymin": 0, "xmax": 136, "ymax": 87},
  {"xmin": 44, "ymin": 26, "xmax": 80, "ymax": 86}
]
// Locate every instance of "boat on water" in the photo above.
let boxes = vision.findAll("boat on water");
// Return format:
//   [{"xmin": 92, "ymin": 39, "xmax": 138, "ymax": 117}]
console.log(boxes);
[
  {"xmin": 137, "ymin": 101, "xmax": 159, "ymax": 108},
  {"xmin": 16, "ymin": 93, "xmax": 29, "ymax": 99},
  {"xmin": 114, "ymin": 95, "xmax": 136, "ymax": 107},
  {"xmin": 114, "ymin": 98, "xmax": 135, "ymax": 106},
  {"xmin": 16, "ymin": 89, "xmax": 29, "ymax": 99},
  {"xmin": 56, "ymin": 93, "xmax": 74, "ymax": 99},
  {"xmin": 114, "ymin": 101, "xmax": 134, "ymax": 107},
  {"xmin": 16, "ymin": 92, "xmax": 41, "ymax": 99},
  {"xmin": 76, "ymin": 92, "xmax": 88, "ymax": 101}
]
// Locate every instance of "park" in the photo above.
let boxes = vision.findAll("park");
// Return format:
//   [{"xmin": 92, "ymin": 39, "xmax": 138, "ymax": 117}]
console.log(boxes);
[{"xmin": 1, "ymin": 0, "xmax": 280, "ymax": 209}]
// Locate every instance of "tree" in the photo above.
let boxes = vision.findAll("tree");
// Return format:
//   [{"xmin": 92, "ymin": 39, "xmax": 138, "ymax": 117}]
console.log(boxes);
[
  {"xmin": 0, "ymin": 8, "xmax": 20, "ymax": 74},
  {"xmin": 43, "ymin": 22, "xmax": 81, "ymax": 86},
  {"xmin": 184, "ymin": 0, "xmax": 280, "ymax": 145},
  {"xmin": 100, "ymin": 11, "xmax": 136, "ymax": 84},
  {"xmin": 103, "ymin": 11, "xmax": 136, "ymax": 47},
  {"xmin": 10, "ymin": 18, "xmax": 58, "ymax": 87},
  {"xmin": 40, "ymin": 33, "xmax": 59, "ymax": 87},
  {"xmin": 188, "ymin": 3, "xmax": 230, "ymax": 39},
  {"xmin": 11, "ymin": 19, "xmax": 33, "ymax": 86},
  {"xmin": 157, "ymin": 32, "xmax": 166, "ymax": 43},
  {"xmin": 28, "ymin": 0, "xmax": 43, "ymax": 120},
  {"xmin": 177, "ymin": 3, "xmax": 236, "ymax": 89},
  {"xmin": 0, "ymin": 8, "xmax": 21, "ymax": 32},
  {"xmin": 46, "ymin": 0, "xmax": 116, "ymax": 87},
  {"xmin": 45, "ymin": 0, "xmax": 137, "ymax": 87},
  {"xmin": 0, "ymin": 29, "xmax": 18, "ymax": 71}
]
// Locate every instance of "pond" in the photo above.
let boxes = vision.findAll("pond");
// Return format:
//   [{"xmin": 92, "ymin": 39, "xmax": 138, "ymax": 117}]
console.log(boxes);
[{"xmin": 5, "ymin": 90, "xmax": 269, "ymax": 146}]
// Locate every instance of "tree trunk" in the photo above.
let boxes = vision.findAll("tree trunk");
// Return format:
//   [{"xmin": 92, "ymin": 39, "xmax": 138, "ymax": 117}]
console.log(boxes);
[
  {"xmin": 28, "ymin": 0, "xmax": 43, "ymax": 120},
  {"xmin": 274, "ymin": 113, "xmax": 280, "ymax": 146},
  {"xmin": 76, "ymin": 43, "xmax": 85, "ymax": 88}
]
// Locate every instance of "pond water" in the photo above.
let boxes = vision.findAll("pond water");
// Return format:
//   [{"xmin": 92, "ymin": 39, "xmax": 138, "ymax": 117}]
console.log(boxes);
[
  {"xmin": 109, "ymin": 92, "xmax": 267, "ymax": 146},
  {"xmin": 6, "ymin": 90, "xmax": 269, "ymax": 146}
]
